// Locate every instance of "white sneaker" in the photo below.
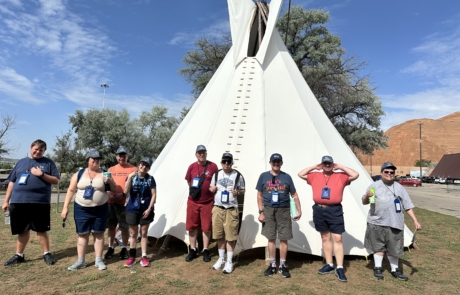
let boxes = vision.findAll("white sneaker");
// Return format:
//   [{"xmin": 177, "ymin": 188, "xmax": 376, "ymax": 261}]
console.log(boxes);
[
  {"xmin": 212, "ymin": 257, "xmax": 225, "ymax": 270},
  {"xmin": 223, "ymin": 261, "xmax": 233, "ymax": 274}
]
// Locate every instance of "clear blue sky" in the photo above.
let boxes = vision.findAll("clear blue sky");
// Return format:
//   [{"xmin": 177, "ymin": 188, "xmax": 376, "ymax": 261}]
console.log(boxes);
[{"xmin": 1, "ymin": 0, "xmax": 459, "ymax": 159}]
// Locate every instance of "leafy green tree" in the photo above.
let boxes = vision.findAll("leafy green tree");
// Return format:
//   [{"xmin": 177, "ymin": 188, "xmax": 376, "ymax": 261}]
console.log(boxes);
[
  {"xmin": 178, "ymin": 8, "xmax": 387, "ymax": 154},
  {"xmin": 414, "ymin": 159, "xmax": 432, "ymax": 167}
]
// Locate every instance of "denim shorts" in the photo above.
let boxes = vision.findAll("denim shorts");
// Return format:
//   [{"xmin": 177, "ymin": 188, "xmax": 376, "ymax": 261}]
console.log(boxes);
[
  {"xmin": 312, "ymin": 203, "xmax": 345, "ymax": 234},
  {"xmin": 74, "ymin": 202, "xmax": 108, "ymax": 235}
]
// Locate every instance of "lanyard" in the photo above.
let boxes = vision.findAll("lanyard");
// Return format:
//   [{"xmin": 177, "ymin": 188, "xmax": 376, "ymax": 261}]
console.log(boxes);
[
  {"xmin": 27, "ymin": 158, "xmax": 39, "ymax": 172},
  {"xmin": 323, "ymin": 173, "xmax": 333, "ymax": 187},
  {"xmin": 384, "ymin": 182, "xmax": 396, "ymax": 197},
  {"xmin": 136, "ymin": 176, "xmax": 146, "ymax": 197}
]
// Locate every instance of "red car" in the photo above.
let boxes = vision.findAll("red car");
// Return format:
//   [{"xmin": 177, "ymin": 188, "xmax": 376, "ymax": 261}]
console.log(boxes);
[{"xmin": 396, "ymin": 177, "xmax": 422, "ymax": 187}]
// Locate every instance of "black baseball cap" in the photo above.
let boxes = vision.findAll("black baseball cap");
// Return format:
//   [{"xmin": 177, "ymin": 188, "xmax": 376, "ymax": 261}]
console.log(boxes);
[
  {"xmin": 196, "ymin": 145, "xmax": 207, "ymax": 152},
  {"xmin": 222, "ymin": 152, "xmax": 233, "ymax": 160},
  {"xmin": 381, "ymin": 162, "xmax": 397, "ymax": 171},
  {"xmin": 270, "ymin": 153, "xmax": 282, "ymax": 162}
]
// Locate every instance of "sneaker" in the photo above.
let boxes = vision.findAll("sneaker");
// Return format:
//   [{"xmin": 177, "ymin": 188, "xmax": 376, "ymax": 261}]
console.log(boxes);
[
  {"xmin": 95, "ymin": 260, "xmax": 107, "ymax": 270},
  {"xmin": 104, "ymin": 247, "xmax": 114, "ymax": 259},
  {"xmin": 223, "ymin": 261, "xmax": 233, "ymax": 274},
  {"xmin": 43, "ymin": 253, "xmax": 56, "ymax": 265},
  {"xmin": 373, "ymin": 267, "xmax": 384, "ymax": 280},
  {"xmin": 4, "ymin": 254, "xmax": 25, "ymax": 266},
  {"xmin": 335, "ymin": 268, "xmax": 347, "ymax": 282},
  {"xmin": 119, "ymin": 248, "xmax": 129, "ymax": 259},
  {"xmin": 140, "ymin": 256, "xmax": 150, "ymax": 267},
  {"xmin": 124, "ymin": 257, "xmax": 136, "ymax": 268},
  {"xmin": 278, "ymin": 265, "xmax": 291, "ymax": 278},
  {"xmin": 185, "ymin": 249, "xmax": 197, "ymax": 262},
  {"xmin": 390, "ymin": 268, "xmax": 408, "ymax": 281},
  {"xmin": 318, "ymin": 264, "xmax": 335, "ymax": 274},
  {"xmin": 202, "ymin": 249, "xmax": 211, "ymax": 262},
  {"xmin": 67, "ymin": 260, "xmax": 86, "ymax": 271},
  {"xmin": 212, "ymin": 257, "xmax": 225, "ymax": 270},
  {"xmin": 264, "ymin": 265, "xmax": 277, "ymax": 276}
]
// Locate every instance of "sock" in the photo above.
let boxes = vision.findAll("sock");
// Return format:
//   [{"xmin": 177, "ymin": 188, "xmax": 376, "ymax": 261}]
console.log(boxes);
[
  {"xmin": 280, "ymin": 259, "xmax": 286, "ymax": 267},
  {"xmin": 373, "ymin": 253, "xmax": 384, "ymax": 268},
  {"xmin": 77, "ymin": 257, "xmax": 85, "ymax": 263},
  {"xmin": 328, "ymin": 263, "xmax": 334, "ymax": 267},
  {"xmin": 388, "ymin": 255, "xmax": 399, "ymax": 272},
  {"xmin": 44, "ymin": 251, "xmax": 50, "ymax": 255},
  {"xmin": 218, "ymin": 249, "xmax": 225, "ymax": 259},
  {"xmin": 129, "ymin": 248, "xmax": 136, "ymax": 258},
  {"xmin": 95, "ymin": 257, "xmax": 103, "ymax": 263},
  {"xmin": 142, "ymin": 253, "xmax": 147, "ymax": 257},
  {"xmin": 227, "ymin": 252, "xmax": 233, "ymax": 262},
  {"xmin": 203, "ymin": 248, "xmax": 208, "ymax": 251},
  {"xmin": 121, "ymin": 246, "xmax": 126, "ymax": 249},
  {"xmin": 270, "ymin": 258, "xmax": 276, "ymax": 267},
  {"xmin": 336, "ymin": 265, "xmax": 343, "ymax": 269},
  {"xmin": 16, "ymin": 253, "xmax": 24, "ymax": 257},
  {"xmin": 109, "ymin": 246, "xmax": 114, "ymax": 249},
  {"xmin": 190, "ymin": 248, "xmax": 196, "ymax": 251}
]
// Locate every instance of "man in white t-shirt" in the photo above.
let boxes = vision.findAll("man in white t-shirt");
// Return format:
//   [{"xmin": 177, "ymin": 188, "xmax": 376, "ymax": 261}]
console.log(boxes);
[{"xmin": 209, "ymin": 153, "xmax": 245, "ymax": 274}]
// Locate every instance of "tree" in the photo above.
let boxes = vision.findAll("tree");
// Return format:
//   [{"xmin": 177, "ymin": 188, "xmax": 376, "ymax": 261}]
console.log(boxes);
[
  {"xmin": 414, "ymin": 159, "xmax": 432, "ymax": 167},
  {"xmin": 179, "ymin": 7, "xmax": 387, "ymax": 154},
  {"xmin": 0, "ymin": 114, "xmax": 19, "ymax": 158}
]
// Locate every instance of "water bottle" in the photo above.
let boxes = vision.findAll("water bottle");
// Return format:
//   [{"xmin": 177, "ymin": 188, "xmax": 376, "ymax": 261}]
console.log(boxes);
[
  {"xmin": 290, "ymin": 197, "xmax": 297, "ymax": 218},
  {"xmin": 5, "ymin": 210, "xmax": 10, "ymax": 225},
  {"xmin": 369, "ymin": 188, "xmax": 375, "ymax": 204}
]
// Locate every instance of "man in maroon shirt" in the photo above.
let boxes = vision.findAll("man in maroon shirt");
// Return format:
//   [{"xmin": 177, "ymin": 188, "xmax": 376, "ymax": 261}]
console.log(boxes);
[
  {"xmin": 184, "ymin": 145, "xmax": 218, "ymax": 262},
  {"xmin": 298, "ymin": 155, "xmax": 359, "ymax": 282}
]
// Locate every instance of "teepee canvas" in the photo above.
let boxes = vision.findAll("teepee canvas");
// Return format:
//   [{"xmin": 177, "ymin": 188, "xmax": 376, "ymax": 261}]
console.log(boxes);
[{"xmin": 148, "ymin": 0, "xmax": 413, "ymax": 257}]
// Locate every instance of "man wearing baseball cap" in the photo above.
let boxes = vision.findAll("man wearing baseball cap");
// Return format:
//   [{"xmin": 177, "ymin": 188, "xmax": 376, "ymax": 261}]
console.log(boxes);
[
  {"xmin": 209, "ymin": 152, "xmax": 245, "ymax": 274},
  {"xmin": 184, "ymin": 145, "xmax": 218, "ymax": 262},
  {"xmin": 104, "ymin": 146, "xmax": 137, "ymax": 260},
  {"xmin": 298, "ymin": 155, "xmax": 359, "ymax": 282},
  {"xmin": 256, "ymin": 153, "xmax": 301, "ymax": 278},
  {"xmin": 362, "ymin": 162, "xmax": 421, "ymax": 281}
]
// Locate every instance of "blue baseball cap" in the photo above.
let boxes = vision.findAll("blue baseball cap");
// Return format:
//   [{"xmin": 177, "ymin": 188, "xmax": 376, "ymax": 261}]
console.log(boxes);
[
  {"xmin": 116, "ymin": 146, "xmax": 128, "ymax": 154},
  {"xmin": 381, "ymin": 162, "xmax": 397, "ymax": 171},
  {"xmin": 321, "ymin": 155, "xmax": 334, "ymax": 163},
  {"xmin": 196, "ymin": 145, "xmax": 207, "ymax": 152},
  {"xmin": 140, "ymin": 157, "xmax": 153, "ymax": 168},
  {"xmin": 86, "ymin": 149, "xmax": 101, "ymax": 160}
]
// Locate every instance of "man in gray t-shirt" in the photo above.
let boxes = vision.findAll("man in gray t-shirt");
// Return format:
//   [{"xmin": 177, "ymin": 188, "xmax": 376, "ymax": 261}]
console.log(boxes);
[{"xmin": 362, "ymin": 162, "xmax": 421, "ymax": 281}]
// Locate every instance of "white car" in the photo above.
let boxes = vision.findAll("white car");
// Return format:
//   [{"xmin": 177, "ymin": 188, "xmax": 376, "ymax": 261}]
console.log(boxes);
[
  {"xmin": 434, "ymin": 177, "xmax": 440, "ymax": 183},
  {"xmin": 439, "ymin": 178, "xmax": 446, "ymax": 184}
]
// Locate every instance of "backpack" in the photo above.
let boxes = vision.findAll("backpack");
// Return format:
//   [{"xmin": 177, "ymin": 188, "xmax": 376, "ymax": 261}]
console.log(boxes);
[
  {"xmin": 214, "ymin": 169, "xmax": 242, "ymax": 189},
  {"xmin": 77, "ymin": 168, "xmax": 110, "ymax": 190}
]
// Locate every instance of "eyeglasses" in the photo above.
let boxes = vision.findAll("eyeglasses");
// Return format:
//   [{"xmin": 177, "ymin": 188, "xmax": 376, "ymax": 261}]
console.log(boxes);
[
  {"xmin": 383, "ymin": 171, "xmax": 395, "ymax": 175},
  {"xmin": 221, "ymin": 160, "xmax": 232, "ymax": 164}
]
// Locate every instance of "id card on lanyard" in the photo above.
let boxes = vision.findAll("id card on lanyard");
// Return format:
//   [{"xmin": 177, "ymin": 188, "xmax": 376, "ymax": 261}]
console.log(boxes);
[
  {"xmin": 133, "ymin": 176, "xmax": 146, "ymax": 209},
  {"xmin": 271, "ymin": 190, "xmax": 280, "ymax": 205},
  {"xmin": 221, "ymin": 190, "xmax": 229, "ymax": 204},
  {"xmin": 321, "ymin": 187, "xmax": 330, "ymax": 199},
  {"xmin": 394, "ymin": 198, "xmax": 402, "ymax": 213},
  {"xmin": 18, "ymin": 173, "xmax": 30, "ymax": 185}
]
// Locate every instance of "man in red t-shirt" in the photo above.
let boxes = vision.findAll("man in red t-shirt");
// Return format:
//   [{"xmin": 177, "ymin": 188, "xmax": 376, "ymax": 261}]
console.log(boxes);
[
  {"xmin": 184, "ymin": 145, "xmax": 218, "ymax": 262},
  {"xmin": 298, "ymin": 155, "xmax": 358, "ymax": 282}
]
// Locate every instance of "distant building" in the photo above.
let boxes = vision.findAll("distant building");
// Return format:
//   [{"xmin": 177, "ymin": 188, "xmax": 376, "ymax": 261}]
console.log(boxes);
[{"xmin": 429, "ymin": 153, "xmax": 460, "ymax": 179}]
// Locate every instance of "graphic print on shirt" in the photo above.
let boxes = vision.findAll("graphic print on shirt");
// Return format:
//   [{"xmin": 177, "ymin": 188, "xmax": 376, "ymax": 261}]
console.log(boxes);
[
  {"xmin": 218, "ymin": 178, "xmax": 234, "ymax": 189},
  {"xmin": 265, "ymin": 179, "xmax": 287, "ymax": 192}
]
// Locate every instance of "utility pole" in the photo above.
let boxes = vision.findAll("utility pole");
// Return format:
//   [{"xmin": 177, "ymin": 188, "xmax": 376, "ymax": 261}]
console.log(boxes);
[
  {"xmin": 419, "ymin": 123, "xmax": 422, "ymax": 179},
  {"xmin": 101, "ymin": 83, "xmax": 109, "ymax": 109}
]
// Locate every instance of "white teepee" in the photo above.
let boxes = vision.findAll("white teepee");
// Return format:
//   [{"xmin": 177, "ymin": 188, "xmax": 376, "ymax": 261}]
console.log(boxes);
[{"xmin": 148, "ymin": 0, "xmax": 413, "ymax": 257}]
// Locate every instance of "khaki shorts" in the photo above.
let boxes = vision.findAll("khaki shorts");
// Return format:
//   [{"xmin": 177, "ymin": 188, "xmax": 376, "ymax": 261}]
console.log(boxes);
[
  {"xmin": 364, "ymin": 223, "xmax": 405, "ymax": 257},
  {"xmin": 212, "ymin": 206, "xmax": 239, "ymax": 241},
  {"xmin": 261, "ymin": 206, "xmax": 293, "ymax": 241}
]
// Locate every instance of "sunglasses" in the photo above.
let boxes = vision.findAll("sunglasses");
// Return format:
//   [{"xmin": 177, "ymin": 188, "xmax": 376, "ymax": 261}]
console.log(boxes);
[
  {"xmin": 272, "ymin": 176, "xmax": 276, "ymax": 184},
  {"xmin": 221, "ymin": 160, "xmax": 232, "ymax": 164},
  {"xmin": 62, "ymin": 218, "xmax": 67, "ymax": 228},
  {"xmin": 383, "ymin": 171, "xmax": 395, "ymax": 175}
]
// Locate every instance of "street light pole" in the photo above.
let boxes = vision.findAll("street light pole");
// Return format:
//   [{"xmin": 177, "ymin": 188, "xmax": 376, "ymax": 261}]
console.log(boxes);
[
  {"xmin": 419, "ymin": 123, "xmax": 422, "ymax": 179},
  {"xmin": 101, "ymin": 83, "xmax": 109, "ymax": 109}
]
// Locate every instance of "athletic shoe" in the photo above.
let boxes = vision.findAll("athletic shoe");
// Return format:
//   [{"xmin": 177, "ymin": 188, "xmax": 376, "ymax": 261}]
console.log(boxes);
[
  {"xmin": 373, "ymin": 267, "xmax": 384, "ymax": 280},
  {"xmin": 390, "ymin": 268, "xmax": 408, "ymax": 281},
  {"xmin": 202, "ymin": 249, "xmax": 211, "ymax": 262},
  {"xmin": 4, "ymin": 254, "xmax": 25, "ymax": 266},
  {"xmin": 140, "ymin": 256, "xmax": 150, "ymax": 267},
  {"xmin": 185, "ymin": 249, "xmax": 197, "ymax": 262},
  {"xmin": 335, "ymin": 268, "xmax": 347, "ymax": 282},
  {"xmin": 43, "ymin": 253, "xmax": 56, "ymax": 265},
  {"xmin": 212, "ymin": 257, "xmax": 225, "ymax": 270},
  {"xmin": 222, "ymin": 261, "xmax": 233, "ymax": 274},
  {"xmin": 124, "ymin": 257, "xmax": 136, "ymax": 268},
  {"xmin": 67, "ymin": 260, "xmax": 86, "ymax": 271},
  {"xmin": 95, "ymin": 260, "xmax": 107, "ymax": 270},
  {"xmin": 264, "ymin": 265, "xmax": 277, "ymax": 276},
  {"xmin": 318, "ymin": 264, "xmax": 335, "ymax": 274},
  {"xmin": 104, "ymin": 247, "xmax": 114, "ymax": 259},
  {"xmin": 278, "ymin": 265, "xmax": 291, "ymax": 278},
  {"xmin": 119, "ymin": 248, "xmax": 129, "ymax": 259}
]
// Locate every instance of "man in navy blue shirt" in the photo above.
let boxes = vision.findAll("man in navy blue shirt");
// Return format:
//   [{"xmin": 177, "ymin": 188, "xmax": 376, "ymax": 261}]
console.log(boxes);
[{"xmin": 2, "ymin": 139, "xmax": 60, "ymax": 266}]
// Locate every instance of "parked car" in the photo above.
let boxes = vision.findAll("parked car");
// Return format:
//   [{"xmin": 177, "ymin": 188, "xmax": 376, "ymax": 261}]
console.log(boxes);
[
  {"xmin": 434, "ymin": 177, "xmax": 440, "ymax": 183},
  {"xmin": 439, "ymin": 178, "xmax": 446, "ymax": 184},
  {"xmin": 396, "ymin": 177, "xmax": 422, "ymax": 187},
  {"xmin": 371, "ymin": 175, "xmax": 382, "ymax": 181},
  {"xmin": 454, "ymin": 179, "xmax": 460, "ymax": 185}
]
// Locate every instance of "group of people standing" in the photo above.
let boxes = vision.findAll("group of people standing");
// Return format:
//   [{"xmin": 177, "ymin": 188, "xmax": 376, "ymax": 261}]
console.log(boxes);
[{"xmin": 2, "ymin": 139, "xmax": 422, "ymax": 282}]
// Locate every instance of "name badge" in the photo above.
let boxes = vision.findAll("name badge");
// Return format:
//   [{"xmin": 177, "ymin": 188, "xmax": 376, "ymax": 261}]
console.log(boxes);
[
  {"xmin": 83, "ymin": 186, "xmax": 95, "ymax": 200},
  {"xmin": 271, "ymin": 191, "xmax": 280, "ymax": 205},
  {"xmin": 191, "ymin": 177, "xmax": 200, "ymax": 188},
  {"xmin": 221, "ymin": 190, "xmax": 229, "ymax": 204},
  {"xmin": 133, "ymin": 197, "xmax": 141, "ymax": 209},
  {"xmin": 19, "ymin": 173, "xmax": 30, "ymax": 185},
  {"xmin": 394, "ymin": 198, "xmax": 402, "ymax": 213},
  {"xmin": 321, "ymin": 187, "xmax": 331, "ymax": 199}
]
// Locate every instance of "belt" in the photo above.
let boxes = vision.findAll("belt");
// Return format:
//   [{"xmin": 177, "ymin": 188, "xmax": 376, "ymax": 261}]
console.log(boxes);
[
  {"xmin": 315, "ymin": 203, "xmax": 341, "ymax": 208},
  {"xmin": 214, "ymin": 205, "xmax": 236, "ymax": 210}
]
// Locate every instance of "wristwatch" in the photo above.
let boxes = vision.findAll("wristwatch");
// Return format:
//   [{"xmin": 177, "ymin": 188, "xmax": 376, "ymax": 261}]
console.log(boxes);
[
  {"xmin": 40, "ymin": 172, "xmax": 45, "ymax": 178},
  {"xmin": 258, "ymin": 209, "xmax": 264, "ymax": 214}
]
